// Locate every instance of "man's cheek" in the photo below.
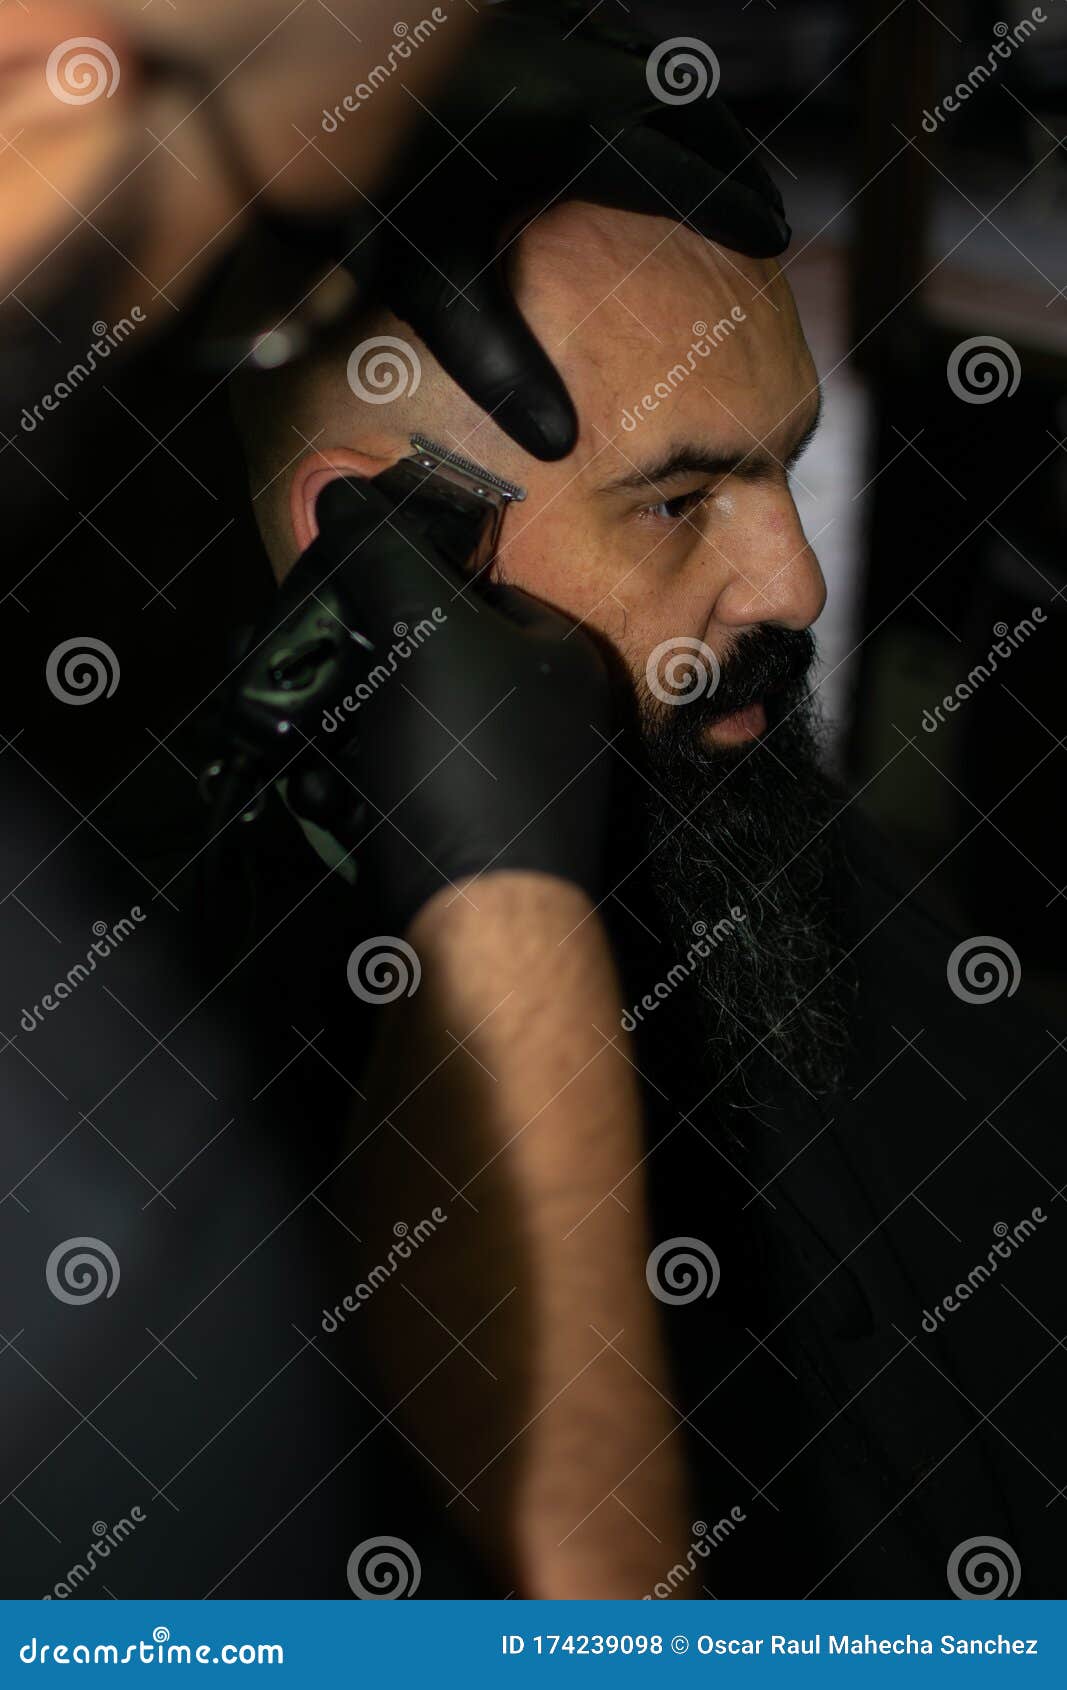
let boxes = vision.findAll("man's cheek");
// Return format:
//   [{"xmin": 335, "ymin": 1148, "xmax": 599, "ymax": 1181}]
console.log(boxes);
[
  {"xmin": 492, "ymin": 528, "xmax": 649, "ymax": 697},
  {"xmin": 492, "ymin": 521, "xmax": 603, "ymax": 620}
]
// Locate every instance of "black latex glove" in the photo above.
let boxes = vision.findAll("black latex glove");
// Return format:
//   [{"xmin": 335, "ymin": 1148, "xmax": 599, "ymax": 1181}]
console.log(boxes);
[
  {"xmin": 285, "ymin": 476, "xmax": 617, "ymax": 933},
  {"xmin": 346, "ymin": 0, "xmax": 789, "ymax": 461}
]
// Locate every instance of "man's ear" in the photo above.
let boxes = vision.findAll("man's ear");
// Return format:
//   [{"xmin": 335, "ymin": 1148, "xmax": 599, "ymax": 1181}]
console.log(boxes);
[{"xmin": 289, "ymin": 445, "xmax": 403, "ymax": 556}]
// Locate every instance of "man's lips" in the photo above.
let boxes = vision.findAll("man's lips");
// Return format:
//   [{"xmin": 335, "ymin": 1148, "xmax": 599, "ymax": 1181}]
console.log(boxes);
[{"xmin": 704, "ymin": 699, "xmax": 768, "ymax": 745}]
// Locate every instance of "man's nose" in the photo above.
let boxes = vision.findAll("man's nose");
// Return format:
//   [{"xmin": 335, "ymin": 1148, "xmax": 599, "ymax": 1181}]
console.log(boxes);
[{"xmin": 703, "ymin": 484, "xmax": 826, "ymax": 632}]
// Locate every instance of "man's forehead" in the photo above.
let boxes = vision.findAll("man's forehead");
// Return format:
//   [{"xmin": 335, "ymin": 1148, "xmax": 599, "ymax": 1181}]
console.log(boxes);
[
  {"xmin": 521, "ymin": 204, "xmax": 784, "ymax": 358},
  {"xmin": 514, "ymin": 205, "xmax": 813, "ymax": 482}
]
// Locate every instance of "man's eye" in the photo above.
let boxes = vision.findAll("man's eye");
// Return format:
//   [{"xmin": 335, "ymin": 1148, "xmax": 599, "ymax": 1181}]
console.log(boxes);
[{"xmin": 640, "ymin": 489, "xmax": 708, "ymax": 524}]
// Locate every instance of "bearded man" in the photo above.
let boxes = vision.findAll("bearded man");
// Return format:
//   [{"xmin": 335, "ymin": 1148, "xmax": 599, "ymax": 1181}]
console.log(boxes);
[{"xmin": 228, "ymin": 192, "xmax": 1064, "ymax": 1600}]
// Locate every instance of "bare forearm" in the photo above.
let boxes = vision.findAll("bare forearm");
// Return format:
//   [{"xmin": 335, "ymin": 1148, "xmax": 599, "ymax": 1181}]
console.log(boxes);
[{"xmin": 340, "ymin": 872, "xmax": 691, "ymax": 1597}]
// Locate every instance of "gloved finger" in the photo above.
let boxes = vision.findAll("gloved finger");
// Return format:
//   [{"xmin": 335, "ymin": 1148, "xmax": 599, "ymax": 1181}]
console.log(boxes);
[
  {"xmin": 397, "ymin": 231, "xmax": 579, "ymax": 461},
  {"xmin": 646, "ymin": 92, "xmax": 787, "ymax": 218}
]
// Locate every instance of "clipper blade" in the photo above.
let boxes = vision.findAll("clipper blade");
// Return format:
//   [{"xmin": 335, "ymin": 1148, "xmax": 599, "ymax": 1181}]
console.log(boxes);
[{"xmin": 409, "ymin": 435, "xmax": 526, "ymax": 506}]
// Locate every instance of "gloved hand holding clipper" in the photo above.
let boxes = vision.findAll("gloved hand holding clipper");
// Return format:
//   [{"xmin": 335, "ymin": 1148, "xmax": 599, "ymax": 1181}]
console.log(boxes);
[
  {"xmin": 208, "ymin": 443, "xmax": 617, "ymax": 934},
  {"xmin": 304, "ymin": 475, "xmax": 616, "ymax": 931}
]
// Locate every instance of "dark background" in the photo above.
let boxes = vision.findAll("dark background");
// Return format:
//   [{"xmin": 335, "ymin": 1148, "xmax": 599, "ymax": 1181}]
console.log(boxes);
[{"xmin": 1, "ymin": 0, "xmax": 1064, "ymax": 1593}]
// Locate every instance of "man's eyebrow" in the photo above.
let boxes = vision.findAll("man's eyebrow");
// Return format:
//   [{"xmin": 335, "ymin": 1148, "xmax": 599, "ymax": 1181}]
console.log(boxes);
[
  {"xmin": 784, "ymin": 390, "xmax": 824, "ymax": 470},
  {"xmin": 598, "ymin": 389, "xmax": 824, "ymax": 495}
]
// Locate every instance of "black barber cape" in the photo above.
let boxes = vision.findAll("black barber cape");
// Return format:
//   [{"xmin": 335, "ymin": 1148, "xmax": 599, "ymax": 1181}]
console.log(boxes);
[{"xmin": 639, "ymin": 811, "xmax": 1065, "ymax": 1599}]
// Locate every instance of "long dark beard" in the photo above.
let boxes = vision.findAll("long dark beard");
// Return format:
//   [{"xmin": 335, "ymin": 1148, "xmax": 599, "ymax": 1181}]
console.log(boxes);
[{"xmin": 610, "ymin": 628, "xmax": 855, "ymax": 1132}]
